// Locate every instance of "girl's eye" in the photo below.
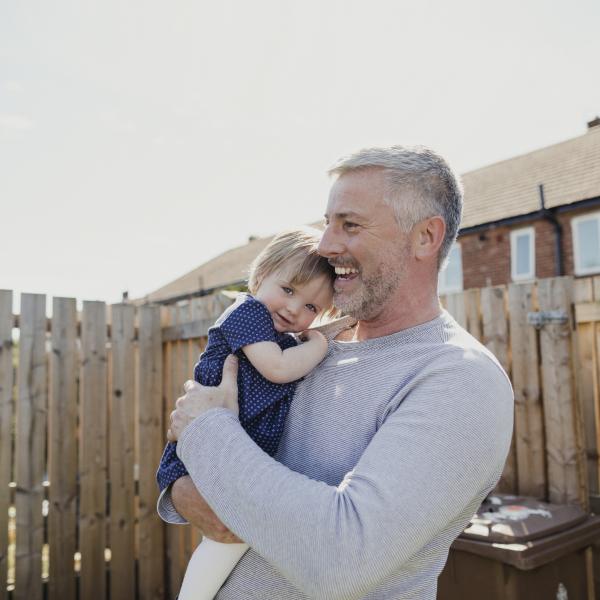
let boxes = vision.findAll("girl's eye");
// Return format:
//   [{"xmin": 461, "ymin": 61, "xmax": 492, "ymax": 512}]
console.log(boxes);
[
  {"xmin": 281, "ymin": 286, "xmax": 293, "ymax": 295},
  {"xmin": 306, "ymin": 304, "xmax": 317, "ymax": 313}
]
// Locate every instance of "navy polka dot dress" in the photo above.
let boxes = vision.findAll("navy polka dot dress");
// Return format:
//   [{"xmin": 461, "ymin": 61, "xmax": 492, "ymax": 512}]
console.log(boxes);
[{"xmin": 156, "ymin": 294, "xmax": 299, "ymax": 492}]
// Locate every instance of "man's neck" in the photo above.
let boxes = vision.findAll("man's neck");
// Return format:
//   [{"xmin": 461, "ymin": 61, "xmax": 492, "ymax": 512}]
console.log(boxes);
[{"xmin": 338, "ymin": 292, "xmax": 442, "ymax": 342}]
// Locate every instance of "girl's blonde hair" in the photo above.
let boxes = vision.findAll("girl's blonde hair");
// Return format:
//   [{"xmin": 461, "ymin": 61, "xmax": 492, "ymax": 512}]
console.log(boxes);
[{"xmin": 248, "ymin": 227, "xmax": 335, "ymax": 315}]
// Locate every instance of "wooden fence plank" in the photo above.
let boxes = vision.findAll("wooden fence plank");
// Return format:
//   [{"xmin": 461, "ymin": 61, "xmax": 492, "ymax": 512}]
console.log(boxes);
[
  {"xmin": 465, "ymin": 289, "xmax": 482, "ymax": 341},
  {"xmin": 165, "ymin": 306, "xmax": 186, "ymax": 599},
  {"xmin": 508, "ymin": 282, "xmax": 546, "ymax": 498},
  {"xmin": 573, "ymin": 279, "xmax": 599, "ymax": 495},
  {"xmin": 176, "ymin": 304, "xmax": 194, "ymax": 571},
  {"xmin": 79, "ymin": 301, "xmax": 108, "ymax": 600},
  {"xmin": 138, "ymin": 306, "xmax": 165, "ymax": 600},
  {"xmin": 591, "ymin": 278, "xmax": 600, "ymax": 503},
  {"xmin": 48, "ymin": 297, "xmax": 78, "ymax": 600},
  {"xmin": 0, "ymin": 290, "xmax": 13, "ymax": 600},
  {"xmin": 190, "ymin": 298, "xmax": 209, "ymax": 370},
  {"xmin": 109, "ymin": 304, "xmax": 136, "ymax": 600},
  {"xmin": 445, "ymin": 292, "xmax": 467, "ymax": 328},
  {"xmin": 481, "ymin": 285, "xmax": 516, "ymax": 493},
  {"xmin": 538, "ymin": 277, "xmax": 588, "ymax": 505},
  {"xmin": 188, "ymin": 299, "xmax": 208, "ymax": 554},
  {"xmin": 15, "ymin": 294, "xmax": 47, "ymax": 600},
  {"xmin": 162, "ymin": 317, "xmax": 217, "ymax": 343},
  {"xmin": 575, "ymin": 302, "xmax": 600, "ymax": 323}
]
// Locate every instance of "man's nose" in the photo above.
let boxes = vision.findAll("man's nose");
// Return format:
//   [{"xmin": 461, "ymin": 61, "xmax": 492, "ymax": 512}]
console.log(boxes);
[{"xmin": 317, "ymin": 225, "xmax": 344, "ymax": 257}]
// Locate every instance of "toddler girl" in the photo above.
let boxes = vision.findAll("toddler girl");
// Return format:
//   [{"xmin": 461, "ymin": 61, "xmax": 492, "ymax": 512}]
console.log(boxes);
[{"xmin": 157, "ymin": 227, "xmax": 336, "ymax": 599}]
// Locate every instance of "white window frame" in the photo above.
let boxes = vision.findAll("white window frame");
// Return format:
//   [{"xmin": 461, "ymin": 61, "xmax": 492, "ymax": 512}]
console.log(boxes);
[
  {"xmin": 510, "ymin": 227, "xmax": 535, "ymax": 282},
  {"xmin": 572, "ymin": 212, "xmax": 600, "ymax": 276},
  {"xmin": 439, "ymin": 242, "xmax": 463, "ymax": 294}
]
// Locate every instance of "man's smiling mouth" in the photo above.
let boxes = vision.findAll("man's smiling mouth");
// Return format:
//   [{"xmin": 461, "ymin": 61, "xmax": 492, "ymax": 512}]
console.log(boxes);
[
  {"xmin": 334, "ymin": 267, "xmax": 359, "ymax": 275},
  {"xmin": 334, "ymin": 266, "xmax": 360, "ymax": 282}
]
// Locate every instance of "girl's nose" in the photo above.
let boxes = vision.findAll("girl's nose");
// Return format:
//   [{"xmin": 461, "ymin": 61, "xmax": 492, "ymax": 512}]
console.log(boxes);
[{"xmin": 287, "ymin": 299, "xmax": 301, "ymax": 315}]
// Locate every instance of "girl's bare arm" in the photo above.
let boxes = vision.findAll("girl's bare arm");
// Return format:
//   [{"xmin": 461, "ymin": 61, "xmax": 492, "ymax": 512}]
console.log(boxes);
[{"xmin": 242, "ymin": 330, "xmax": 327, "ymax": 384}]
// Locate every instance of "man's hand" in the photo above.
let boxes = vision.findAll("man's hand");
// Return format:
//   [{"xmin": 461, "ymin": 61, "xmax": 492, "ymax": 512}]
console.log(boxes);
[
  {"xmin": 172, "ymin": 476, "xmax": 242, "ymax": 543},
  {"xmin": 167, "ymin": 354, "xmax": 239, "ymax": 442}
]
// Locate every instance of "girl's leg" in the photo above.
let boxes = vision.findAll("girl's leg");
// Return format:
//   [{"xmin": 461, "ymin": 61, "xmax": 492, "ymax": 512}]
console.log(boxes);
[{"xmin": 177, "ymin": 538, "xmax": 249, "ymax": 600}]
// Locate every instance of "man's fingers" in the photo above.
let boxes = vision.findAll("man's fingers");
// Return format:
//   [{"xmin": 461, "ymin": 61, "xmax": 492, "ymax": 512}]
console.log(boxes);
[
  {"xmin": 183, "ymin": 379, "xmax": 197, "ymax": 392},
  {"xmin": 220, "ymin": 354, "xmax": 239, "ymax": 390},
  {"xmin": 218, "ymin": 354, "xmax": 239, "ymax": 416}
]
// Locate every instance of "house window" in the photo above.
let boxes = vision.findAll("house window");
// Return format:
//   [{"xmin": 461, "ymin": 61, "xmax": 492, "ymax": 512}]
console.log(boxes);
[
  {"xmin": 510, "ymin": 227, "xmax": 535, "ymax": 281},
  {"xmin": 572, "ymin": 213, "xmax": 600, "ymax": 275},
  {"xmin": 439, "ymin": 243, "xmax": 463, "ymax": 294}
]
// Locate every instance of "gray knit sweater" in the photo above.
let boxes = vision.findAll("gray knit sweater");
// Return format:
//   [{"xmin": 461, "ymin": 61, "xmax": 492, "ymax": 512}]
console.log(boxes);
[{"xmin": 159, "ymin": 311, "xmax": 513, "ymax": 599}]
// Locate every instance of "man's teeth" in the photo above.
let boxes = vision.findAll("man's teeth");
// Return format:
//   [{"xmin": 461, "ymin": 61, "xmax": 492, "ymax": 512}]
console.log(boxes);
[{"xmin": 334, "ymin": 267, "xmax": 359, "ymax": 275}]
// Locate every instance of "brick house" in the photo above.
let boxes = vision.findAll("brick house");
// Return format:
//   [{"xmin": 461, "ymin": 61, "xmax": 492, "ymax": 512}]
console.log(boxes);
[
  {"xmin": 441, "ymin": 118, "xmax": 600, "ymax": 293},
  {"xmin": 143, "ymin": 120, "xmax": 600, "ymax": 304}
]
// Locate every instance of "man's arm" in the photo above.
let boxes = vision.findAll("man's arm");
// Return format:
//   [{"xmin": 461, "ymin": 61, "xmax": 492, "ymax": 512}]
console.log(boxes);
[
  {"xmin": 171, "ymin": 476, "xmax": 242, "ymax": 543},
  {"xmin": 174, "ymin": 359, "xmax": 513, "ymax": 600}
]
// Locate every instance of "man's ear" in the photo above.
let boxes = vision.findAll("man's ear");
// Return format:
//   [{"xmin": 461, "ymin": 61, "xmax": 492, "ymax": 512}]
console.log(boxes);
[{"xmin": 414, "ymin": 216, "xmax": 446, "ymax": 261}]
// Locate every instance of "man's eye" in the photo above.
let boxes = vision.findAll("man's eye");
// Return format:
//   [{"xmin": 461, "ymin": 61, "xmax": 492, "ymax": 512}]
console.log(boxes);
[
  {"xmin": 282, "ymin": 287, "xmax": 293, "ymax": 295},
  {"xmin": 344, "ymin": 222, "xmax": 359, "ymax": 230},
  {"xmin": 306, "ymin": 304, "xmax": 317, "ymax": 313}
]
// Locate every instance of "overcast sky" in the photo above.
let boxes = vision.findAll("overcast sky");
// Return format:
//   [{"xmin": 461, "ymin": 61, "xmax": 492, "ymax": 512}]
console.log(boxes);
[{"xmin": 1, "ymin": 0, "xmax": 599, "ymax": 310}]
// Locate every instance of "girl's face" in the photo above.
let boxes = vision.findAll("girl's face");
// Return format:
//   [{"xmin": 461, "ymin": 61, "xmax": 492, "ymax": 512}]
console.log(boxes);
[{"xmin": 254, "ymin": 271, "xmax": 334, "ymax": 333}]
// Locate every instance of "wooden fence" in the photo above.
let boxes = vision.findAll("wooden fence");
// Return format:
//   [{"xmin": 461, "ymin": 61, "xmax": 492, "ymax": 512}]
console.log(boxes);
[
  {"xmin": 443, "ymin": 277, "xmax": 589, "ymax": 508},
  {"xmin": 1, "ymin": 276, "xmax": 600, "ymax": 598}
]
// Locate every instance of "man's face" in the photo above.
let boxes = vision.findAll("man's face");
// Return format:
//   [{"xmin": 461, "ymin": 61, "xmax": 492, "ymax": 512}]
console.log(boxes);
[{"xmin": 318, "ymin": 169, "xmax": 411, "ymax": 320}]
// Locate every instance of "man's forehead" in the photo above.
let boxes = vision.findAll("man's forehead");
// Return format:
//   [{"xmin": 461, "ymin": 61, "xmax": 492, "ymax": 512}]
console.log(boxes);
[
  {"xmin": 327, "ymin": 169, "xmax": 385, "ymax": 204},
  {"xmin": 323, "ymin": 209, "xmax": 365, "ymax": 220},
  {"xmin": 325, "ymin": 183, "xmax": 387, "ymax": 220}
]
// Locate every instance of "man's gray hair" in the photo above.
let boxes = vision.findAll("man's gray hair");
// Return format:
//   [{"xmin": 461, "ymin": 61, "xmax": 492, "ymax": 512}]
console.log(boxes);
[{"xmin": 328, "ymin": 145, "xmax": 463, "ymax": 268}]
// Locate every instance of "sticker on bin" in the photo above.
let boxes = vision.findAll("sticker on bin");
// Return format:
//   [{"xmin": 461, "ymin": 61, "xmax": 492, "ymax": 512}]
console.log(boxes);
[{"xmin": 481, "ymin": 505, "xmax": 552, "ymax": 522}]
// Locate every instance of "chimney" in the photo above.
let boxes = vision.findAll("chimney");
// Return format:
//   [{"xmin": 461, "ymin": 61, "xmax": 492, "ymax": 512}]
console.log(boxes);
[{"xmin": 587, "ymin": 116, "xmax": 600, "ymax": 130}]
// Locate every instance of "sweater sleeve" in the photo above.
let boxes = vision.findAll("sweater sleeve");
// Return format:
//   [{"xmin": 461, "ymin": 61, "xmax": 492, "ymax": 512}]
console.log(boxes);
[{"xmin": 176, "ymin": 356, "xmax": 513, "ymax": 600}]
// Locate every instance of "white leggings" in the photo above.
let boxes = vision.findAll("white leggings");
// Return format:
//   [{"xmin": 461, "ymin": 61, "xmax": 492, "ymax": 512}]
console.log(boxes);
[{"xmin": 177, "ymin": 538, "xmax": 249, "ymax": 600}]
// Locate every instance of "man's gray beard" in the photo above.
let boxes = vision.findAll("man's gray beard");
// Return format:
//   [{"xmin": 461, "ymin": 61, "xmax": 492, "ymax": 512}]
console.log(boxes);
[{"xmin": 334, "ymin": 263, "xmax": 403, "ymax": 321}]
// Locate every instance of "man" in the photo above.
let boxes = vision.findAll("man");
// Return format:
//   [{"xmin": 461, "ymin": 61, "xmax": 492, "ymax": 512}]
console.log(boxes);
[{"xmin": 160, "ymin": 146, "xmax": 514, "ymax": 599}]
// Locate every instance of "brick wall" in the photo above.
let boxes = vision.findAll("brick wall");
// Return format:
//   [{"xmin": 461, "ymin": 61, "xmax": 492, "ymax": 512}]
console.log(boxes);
[{"xmin": 458, "ymin": 206, "xmax": 599, "ymax": 289}]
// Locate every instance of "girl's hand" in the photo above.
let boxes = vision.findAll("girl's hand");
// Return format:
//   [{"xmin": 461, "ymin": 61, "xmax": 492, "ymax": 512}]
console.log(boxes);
[
  {"xmin": 299, "ymin": 329, "xmax": 328, "ymax": 354},
  {"xmin": 299, "ymin": 329, "xmax": 325, "ymax": 342}
]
